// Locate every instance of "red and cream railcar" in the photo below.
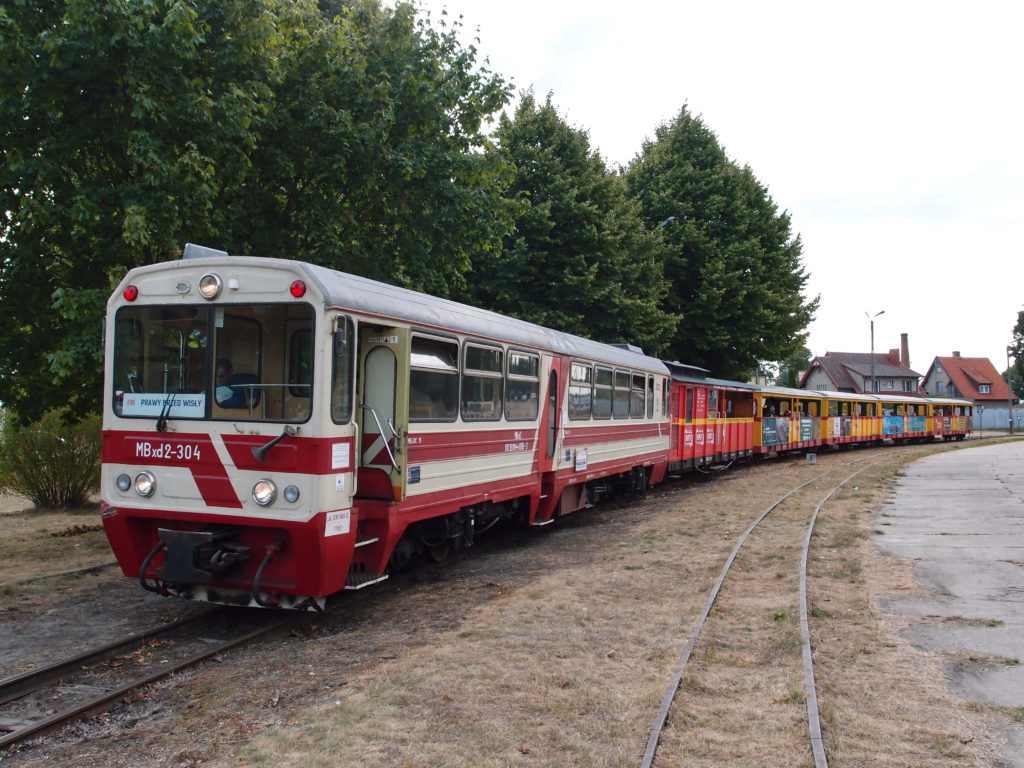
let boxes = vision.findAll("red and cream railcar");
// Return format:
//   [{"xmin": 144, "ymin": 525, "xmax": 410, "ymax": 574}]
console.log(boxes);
[
  {"xmin": 101, "ymin": 245, "xmax": 670, "ymax": 609},
  {"xmin": 665, "ymin": 363, "xmax": 754, "ymax": 471}
]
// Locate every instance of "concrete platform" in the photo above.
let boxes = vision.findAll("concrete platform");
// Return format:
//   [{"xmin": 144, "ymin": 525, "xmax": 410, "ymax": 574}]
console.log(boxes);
[{"xmin": 876, "ymin": 439, "xmax": 1024, "ymax": 765}]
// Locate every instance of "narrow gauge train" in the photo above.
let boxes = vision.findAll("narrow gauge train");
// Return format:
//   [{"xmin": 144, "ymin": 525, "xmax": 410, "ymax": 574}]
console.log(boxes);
[
  {"xmin": 100, "ymin": 245, "xmax": 973, "ymax": 610},
  {"xmin": 665, "ymin": 369, "xmax": 971, "ymax": 473}
]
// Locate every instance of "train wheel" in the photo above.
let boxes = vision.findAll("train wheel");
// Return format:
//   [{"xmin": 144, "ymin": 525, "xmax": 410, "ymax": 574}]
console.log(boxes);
[
  {"xmin": 427, "ymin": 543, "xmax": 450, "ymax": 562},
  {"xmin": 388, "ymin": 537, "xmax": 416, "ymax": 571}
]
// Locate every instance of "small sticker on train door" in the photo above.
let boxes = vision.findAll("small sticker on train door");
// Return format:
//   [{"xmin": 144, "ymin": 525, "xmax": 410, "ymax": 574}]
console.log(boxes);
[
  {"xmin": 325, "ymin": 509, "xmax": 351, "ymax": 536},
  {"xmin": 335, "ymin": 474, "xmax": 346, "ymax": 492}
]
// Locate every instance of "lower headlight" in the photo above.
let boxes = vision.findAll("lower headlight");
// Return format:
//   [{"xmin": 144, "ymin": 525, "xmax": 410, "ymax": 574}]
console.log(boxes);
[
  {"xmin": 252, "ymin": 479, "xmax": 277, "ymax": 506},
  {"xmin": 116, "ymin": 474, "xmax": 132, "ymax": 492},
  {"xmin": 134, "ymin": 471, "xmax": 156, "ymax": 497},
  {"xmin": 283, "ymin": 485, "xmax": 300, "ymax": 503}
]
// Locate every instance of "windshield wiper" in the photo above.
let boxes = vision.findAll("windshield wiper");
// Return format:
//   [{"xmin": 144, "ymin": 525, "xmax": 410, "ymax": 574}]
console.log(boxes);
[{"xmin": 156, "ymin": 391, "xmax": 177, "ymax": 432}]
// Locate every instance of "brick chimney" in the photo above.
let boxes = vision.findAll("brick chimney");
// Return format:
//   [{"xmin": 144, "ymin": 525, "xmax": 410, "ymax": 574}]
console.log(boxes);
[
  {"xmin": 953, "ymin": 350, "xmax": 961, "ymax": 358},
  {"xmin": 901, "ymin": 333, "xmax": 910, "ymax": 368},
  {"xmin": 887, "ymin": 348, "xmax": 900, "ymax": 365}
]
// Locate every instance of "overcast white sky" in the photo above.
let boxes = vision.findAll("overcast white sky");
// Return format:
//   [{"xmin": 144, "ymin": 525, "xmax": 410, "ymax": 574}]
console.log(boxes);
[{"xmin": 414, "ymin": 0, "xmax": 1024, "ymax": 376}]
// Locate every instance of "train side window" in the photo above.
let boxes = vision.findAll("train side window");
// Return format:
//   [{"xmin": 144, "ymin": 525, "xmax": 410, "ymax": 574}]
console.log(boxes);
[
  {"xmin": 462, "ymin": 343, "xmax": 503, "ymax": 421},
  {"xmin": 685, "ymin": 387, "xmax": 694, "ymax": 423},
  {"xmin": 647, "ymin": 377, "xmax": 655, "ymax": 419},
  {"xmin": 506, "ymin": 351, "xmax": 539, "ymax": 421},
  {"xmin": 568, "ymin": 362, "xmax": 592, "ymax": 420},
  {"xmin": 707, "ymin": 389, "xmax": 719, "ymax": 419},
  {"xmin": 593, "ymin": 367, "xmax": 613, "ymax": 419},
  {"xmin": 828, "ymin": 401, "xmax": 838, "ymax": 417},
  {"xmin": 409, "ymin": 336, "xmax": 459, "ymax": 422},
  {"xmin": 662, "ymin": 378, "xmax": 670, "ymax": 418},
  {"xmin": 630, "ymin": 374, "xmax": 645, "ymax": 419},
  {"xmin": 613, "ymin": 370, "xmax": 630, "ymax": 419},
  {"xmin": 330, "ymin": 315, "xmax": 355, "ymax": 423}
]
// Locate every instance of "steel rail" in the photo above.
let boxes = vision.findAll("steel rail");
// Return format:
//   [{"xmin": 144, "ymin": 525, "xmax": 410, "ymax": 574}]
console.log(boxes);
[
  {"xmin": 798, "ymin": 467, "xmax": 866, "ymax": 768},
  {"xmin": 0, "ymin": 609, "xmax": 217, "ymax": 707},
  {"xmin": 639, "ymin": 458, "xmax": 875, "ymax": 768},
  {"xmin": 0, "ymin": 616, "xmax": 290, "ymax": 751}
]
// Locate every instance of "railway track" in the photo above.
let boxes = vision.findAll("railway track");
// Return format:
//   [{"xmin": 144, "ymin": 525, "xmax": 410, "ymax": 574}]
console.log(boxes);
[
  {"xmin": 0, "ymin": 608, "xmax": 294, "ymax": 752},
  {"xmin": 640, "ymin": 456, "xmax": 875, "ymax": 768}
]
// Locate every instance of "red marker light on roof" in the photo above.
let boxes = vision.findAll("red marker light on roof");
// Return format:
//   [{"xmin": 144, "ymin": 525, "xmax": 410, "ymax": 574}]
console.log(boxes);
[
  {"xmin": 290, "ymin": 280, "xmax": 306, "ymax": 298},
  {"xmin": 123, "ymin": 284, "xmax": 139, "ymax": 301}
]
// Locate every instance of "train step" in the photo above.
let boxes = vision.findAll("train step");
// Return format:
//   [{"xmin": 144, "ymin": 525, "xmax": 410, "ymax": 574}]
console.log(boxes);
[
  {"xmin": 344, "ymin": 571, "xmax": 389, "ymax": 590},
  {"xmin": 354, "ymin": 537, "xmax": 379, "ymax": 548}
]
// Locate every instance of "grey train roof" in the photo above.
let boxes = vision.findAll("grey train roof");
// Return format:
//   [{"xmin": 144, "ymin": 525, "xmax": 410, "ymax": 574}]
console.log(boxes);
[
  {"xmin": 164, "ymin": 249, "xmax": 668, "ymax": 375},
  {"xmin": 663, "ymin": 361, "xmax": 756, "ymax": 391}
]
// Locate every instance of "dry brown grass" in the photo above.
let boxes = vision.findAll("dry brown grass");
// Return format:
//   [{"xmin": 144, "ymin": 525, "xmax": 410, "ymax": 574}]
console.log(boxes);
[
  {"xmin": 0, "ymin": 500, "xmax": 113, "ymax": 593},
  {"xmin": 4, "ymin": 444, "xmax": 1016, "ymax": 768},
  {"xmin": 237, "ymin": 446, "xmax": 1008, "ymax": 768}
]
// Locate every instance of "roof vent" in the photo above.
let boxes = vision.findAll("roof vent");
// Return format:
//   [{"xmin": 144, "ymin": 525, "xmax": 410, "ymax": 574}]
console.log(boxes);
[
  {"xmin": 610, "ymin": 343, "xmax": 645, "ymax": 355},
  {"xmin": 183, "ymin": 243, "xmax": 229, "ymax": 260}
]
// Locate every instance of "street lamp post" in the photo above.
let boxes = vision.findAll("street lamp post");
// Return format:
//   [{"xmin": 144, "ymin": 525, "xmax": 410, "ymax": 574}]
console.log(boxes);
[{"xmin": 866, "ymin": 310, "xmax": 885, "ymax": 393}]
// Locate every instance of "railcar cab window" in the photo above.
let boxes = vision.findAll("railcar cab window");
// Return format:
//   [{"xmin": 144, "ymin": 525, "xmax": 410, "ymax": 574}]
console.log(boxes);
[
  {"xmin": 462, "ymin": 343, "xmax": 503, "ymax": 421},
  {"xmin": 112, "ymin": 303, "xmax": 314, "ymax": 422},
  {"xmin": 568, "ymin": 363, "xmax": 593, "ymax": 420},
  {"xmin": 330, "ymin": 315, "xmax": 355, "ymax": 423},
  {"xmin": 647, "ymin": 377, "xmax": 655, "ymax": 419},
  {"xmin": 506, "ymin": 351, "xmax": 540, "ymax": 421},
  {"xmin": 410, "ymin": 335, "xmax": 459, "ymax": 422}
]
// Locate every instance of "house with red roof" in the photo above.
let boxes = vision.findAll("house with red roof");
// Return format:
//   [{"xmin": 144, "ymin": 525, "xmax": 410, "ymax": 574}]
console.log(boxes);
[
  {"xmin": 921, "ymin": 352, "xmax": 1012, "ymax": 404},
  {"xmin": 798, "ymin": 334, "xmax": 923, "ymax": 394}
]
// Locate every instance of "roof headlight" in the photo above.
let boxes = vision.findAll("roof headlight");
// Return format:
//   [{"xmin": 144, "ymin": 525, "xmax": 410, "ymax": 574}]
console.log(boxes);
[
  {"xmin": 253, "ymin": 479, "xmax": 277, "ymax": 506},
  {"xmin": 199, "ymin": 273, "xmax": 223, "ymax": 299}
]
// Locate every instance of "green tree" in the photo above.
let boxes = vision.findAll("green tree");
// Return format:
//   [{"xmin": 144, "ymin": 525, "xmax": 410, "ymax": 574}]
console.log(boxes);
[
  {"xmin": 462, "ymin": 92, "xmax": 677, "ymax": 354},
  {"xmin": 0, "ymin": 0, "xmax": 512, "ymax": 420},
  {"xmin": 777, "ymin": 344, "xmax": 812, "ymax": 389},
  {"xmin": 625, "ymin": 106, "xmax": 818, "ymax": 380},
  {"xmin": 1008, "ymin": 310, "xmax": 1024, "ymax": 399}
]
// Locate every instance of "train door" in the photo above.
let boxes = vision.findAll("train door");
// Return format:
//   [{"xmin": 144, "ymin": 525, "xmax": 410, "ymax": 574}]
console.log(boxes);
[
  {"xmin": 539, "ymin": 361, "xmax": 561, "ymax": 473},
  {"xmin": 669, "ymin": 383, "xmax": 681, "ymax": 456},
  {"xmin": 357, "ymin": 326, "xmax": 410, "ymax": 502}
]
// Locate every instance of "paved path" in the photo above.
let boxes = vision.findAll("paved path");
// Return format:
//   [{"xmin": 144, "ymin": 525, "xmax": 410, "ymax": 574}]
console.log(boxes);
[{"xmin": 878, "ymin": 439, "xmax": 1024, "ymax": 765}]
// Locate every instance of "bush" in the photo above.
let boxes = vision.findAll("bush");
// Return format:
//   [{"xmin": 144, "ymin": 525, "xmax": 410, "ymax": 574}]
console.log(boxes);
[{"xmin": 0, "ymin": 408, "xmax": 102, "ymax": 509}]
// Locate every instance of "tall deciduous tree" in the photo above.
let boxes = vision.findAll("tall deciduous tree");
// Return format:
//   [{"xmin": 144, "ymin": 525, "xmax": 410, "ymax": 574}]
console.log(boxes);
[
  {"xmin": 625, "ymin": 106, "xmax": 818, "ymax": 380},
  {"xmin": 0, "ymin": 0, "xmax": 512, "ymax": 421},
  {"xmin": 1008, "ymin": 310, "xmax": 1024, "ymax": 398},
  {"xmin": 462, "ymin": 92, "xmax": 677, "ymax": 355}
]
